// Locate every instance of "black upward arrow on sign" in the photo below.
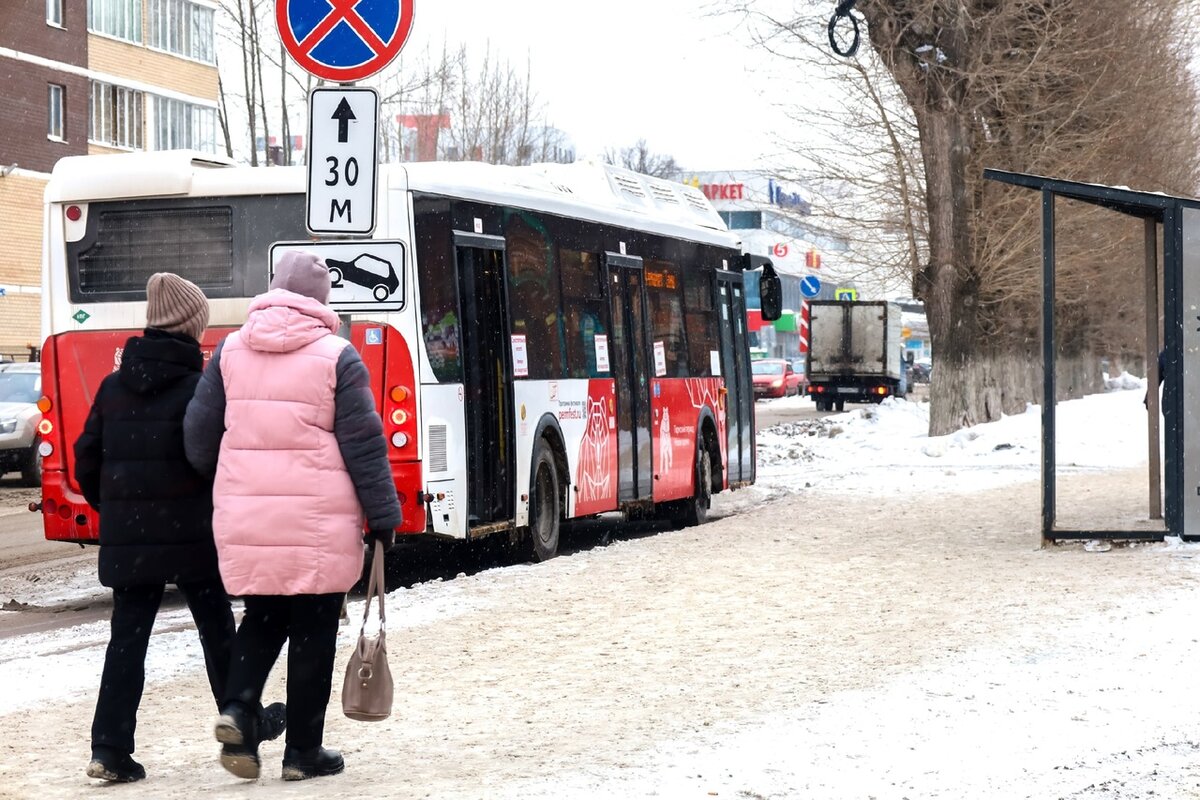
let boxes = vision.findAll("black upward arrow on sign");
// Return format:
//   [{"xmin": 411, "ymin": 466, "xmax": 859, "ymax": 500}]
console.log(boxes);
[{"xmin": 332, "ymin": 98, "xmax": 356, "ymax": 143}]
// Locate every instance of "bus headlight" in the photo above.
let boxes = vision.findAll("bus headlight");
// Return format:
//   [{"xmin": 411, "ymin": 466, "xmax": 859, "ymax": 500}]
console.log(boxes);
[{"xmin": 0, "ymin": 419, "xmax": 15, "ymax": 434}]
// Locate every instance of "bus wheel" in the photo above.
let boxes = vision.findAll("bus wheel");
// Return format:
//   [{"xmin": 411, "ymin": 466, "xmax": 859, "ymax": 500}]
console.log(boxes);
[
  {"xmin": 681, "ymin": 442, "xmax": 712, "ymax": 528},
  {"xmin": 527, "ymin": 442, "xmax": 561, "ymax": 562}
]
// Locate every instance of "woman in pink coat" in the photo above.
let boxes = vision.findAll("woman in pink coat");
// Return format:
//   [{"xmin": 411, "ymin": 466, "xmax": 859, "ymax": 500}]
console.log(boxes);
[{"xmin": 184, "ymin": 251, "xmax": 401, "ymax": 782}]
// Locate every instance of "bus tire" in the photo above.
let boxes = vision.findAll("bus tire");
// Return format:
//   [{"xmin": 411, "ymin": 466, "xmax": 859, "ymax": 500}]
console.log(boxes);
[
  {"xmin": 526, "ymin": 440, "xmax": 561, "ymax": 562},
  {"xmin": 681, "ymin": 439, "xmax": 713, "ymax": 528},
  {"xmin": 19, "ymin": 446, "xmax": 41, "ymax": 488}
]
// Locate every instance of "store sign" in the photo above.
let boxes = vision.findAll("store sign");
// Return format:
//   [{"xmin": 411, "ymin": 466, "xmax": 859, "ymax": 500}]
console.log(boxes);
[
  {"xmin": 699, "ymin": 182, "xmax": 745, "ymax": 201},
  {"xmin": 768, "ymin": 179, "xmax": 811, "ymax": 214}
]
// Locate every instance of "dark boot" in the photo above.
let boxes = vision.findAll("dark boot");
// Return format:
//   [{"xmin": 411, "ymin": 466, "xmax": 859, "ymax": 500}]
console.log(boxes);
[
  {"xmin": 281, "ymin": 745, "xmax": 344, "ymax": 781},
  {"xmin": 258, "ymin": 702, "xmax": 287, "ymax": 742},
  {"xmin": 214, "ymin": 701, "xmax": 260, "ymax": 779},
  {"xmin": 86, "ymin": 746, "xmax": 145, "ymax": 782}
]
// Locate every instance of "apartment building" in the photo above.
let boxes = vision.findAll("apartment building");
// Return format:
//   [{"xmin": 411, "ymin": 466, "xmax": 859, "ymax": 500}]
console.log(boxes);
[{"xmin": 0, "ymin": 0, "xmax": 219, "ymax": 357}]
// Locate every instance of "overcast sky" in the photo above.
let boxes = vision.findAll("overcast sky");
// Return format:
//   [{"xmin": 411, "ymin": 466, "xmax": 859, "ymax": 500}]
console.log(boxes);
[{"xmin": 387, "ymin": 0, "xmax": 794, "ymax": 171}]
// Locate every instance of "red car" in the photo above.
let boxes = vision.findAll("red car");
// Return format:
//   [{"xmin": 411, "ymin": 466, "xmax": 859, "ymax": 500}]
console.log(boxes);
[{"xmin": 752, "ymin": 359, "xmax": 803, "ymax": 399}]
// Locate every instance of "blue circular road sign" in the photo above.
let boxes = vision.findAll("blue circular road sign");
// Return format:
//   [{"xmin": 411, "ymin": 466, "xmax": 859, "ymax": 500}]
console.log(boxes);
[{"xmin": 800, "ymin": 275, "xmax": 821, "ymax": 298}]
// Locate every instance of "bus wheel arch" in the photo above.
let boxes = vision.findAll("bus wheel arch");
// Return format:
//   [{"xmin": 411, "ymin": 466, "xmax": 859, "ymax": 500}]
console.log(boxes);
[{"xmin": 526, "ymin": 416, "xmax": 568, "ymax": 562}]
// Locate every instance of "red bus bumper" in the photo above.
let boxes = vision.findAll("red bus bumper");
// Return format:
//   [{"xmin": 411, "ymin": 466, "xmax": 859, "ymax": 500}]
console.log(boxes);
[{"xmin": 38, "ymin": 468, "xmax": 99, "ymax": 543}]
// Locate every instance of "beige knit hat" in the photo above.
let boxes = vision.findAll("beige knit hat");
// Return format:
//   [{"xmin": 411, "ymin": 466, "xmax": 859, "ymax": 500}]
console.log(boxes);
[{"xmin": 145, "ymin": 272, "xmax": 210, "ymax": 342}]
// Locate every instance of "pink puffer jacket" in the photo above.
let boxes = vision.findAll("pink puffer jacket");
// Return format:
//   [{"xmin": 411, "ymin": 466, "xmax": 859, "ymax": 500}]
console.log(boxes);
[{"xmin": 211, "ymin": 290, "xmax": 364, "ymax": 596}]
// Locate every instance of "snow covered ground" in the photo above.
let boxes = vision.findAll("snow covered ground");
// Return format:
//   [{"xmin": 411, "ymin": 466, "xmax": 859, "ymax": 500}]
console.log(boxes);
[{"xmin": 3, "ymin": 378, "xmax": 1198, "ymax": 799}]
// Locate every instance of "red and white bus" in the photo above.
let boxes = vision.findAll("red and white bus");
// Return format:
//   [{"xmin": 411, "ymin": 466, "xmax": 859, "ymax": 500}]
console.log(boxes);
[{"xmin": 33, "ymin": 150, "xmax": 779, "ymax": 560}]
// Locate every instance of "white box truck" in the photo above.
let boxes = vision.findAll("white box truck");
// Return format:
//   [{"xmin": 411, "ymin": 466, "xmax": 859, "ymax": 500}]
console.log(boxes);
[{"xmin": 806, "ymin": 300, "xmax": 908, "ymax": 411}]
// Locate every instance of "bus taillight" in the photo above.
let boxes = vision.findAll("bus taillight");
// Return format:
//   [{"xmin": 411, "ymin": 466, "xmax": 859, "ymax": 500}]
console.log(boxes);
[
  {"xmin": 389, "ymin": 385, "xmax": 410, "ymax": 403},
  {"xmin": 37, "ymin": 419, "xmax": 54, "ymax": 436},
  {"xmin": 390, "ymin": 409, "xmax": 408, "ymax": 426},
  {"xmin": 36, "ymin": 396, "xmax": 52, "ymax": 413},
  {"xmin": 65, "ymin": 205, "xmax": 82, "ymax": 221},
  {"xmin": 391, "ymin": 432, "xmax": 409, "ymax": 448}
]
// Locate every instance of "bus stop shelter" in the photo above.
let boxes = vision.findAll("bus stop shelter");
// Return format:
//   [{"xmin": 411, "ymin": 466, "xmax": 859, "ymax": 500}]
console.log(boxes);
[{"xmin": 984, "ymin": 169, "xmax": 1200, "ymax": 543}]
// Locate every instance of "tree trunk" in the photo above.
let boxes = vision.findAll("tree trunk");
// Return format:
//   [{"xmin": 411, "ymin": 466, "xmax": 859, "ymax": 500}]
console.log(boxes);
[{"xmin": 918, "ymin": 109, "xmax": 988, "ymax": 435}]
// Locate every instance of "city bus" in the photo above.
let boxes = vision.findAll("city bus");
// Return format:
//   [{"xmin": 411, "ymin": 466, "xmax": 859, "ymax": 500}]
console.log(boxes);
[{"xmin": 32, "ymin": 150, "xmax": 780, "ymax": 560}]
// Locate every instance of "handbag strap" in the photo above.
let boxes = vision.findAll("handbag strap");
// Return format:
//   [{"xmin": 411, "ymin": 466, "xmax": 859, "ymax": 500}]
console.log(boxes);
[{"xmin": 360, "ymin": 540, "xmax": 387, "ymax": 634}]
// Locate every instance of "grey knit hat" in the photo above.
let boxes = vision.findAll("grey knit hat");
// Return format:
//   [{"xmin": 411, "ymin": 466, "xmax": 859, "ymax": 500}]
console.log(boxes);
[
  {"xmin": 271, "ymin": 250, "xmax": 331, "ymax": 305},
  {"xmin": 146, "ymin": 272, "xmax": 209, "ymax": 342}
]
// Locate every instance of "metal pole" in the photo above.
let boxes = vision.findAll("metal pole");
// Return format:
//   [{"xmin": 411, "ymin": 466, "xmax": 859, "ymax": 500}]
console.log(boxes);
[{"xmin": 1041, "ymin": 189, "xmax": 1056, "ymax": 546}]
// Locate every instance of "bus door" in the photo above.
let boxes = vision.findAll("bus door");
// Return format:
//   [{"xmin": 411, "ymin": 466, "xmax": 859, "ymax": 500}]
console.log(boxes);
[
  {"xmin": 454, "ymin": 232, "xmax": 514, "ymax": 526},
  {"xmin": 604, "ymin": 252, "xmax": 653, "ymax": 502},
  {"xmin": 715, "ymin": 271, "xmax": 755, "ymax": 486}
]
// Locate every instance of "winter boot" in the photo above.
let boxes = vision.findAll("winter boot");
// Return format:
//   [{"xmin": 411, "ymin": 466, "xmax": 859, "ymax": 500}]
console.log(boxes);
[
  {"xmin": 214, "ymin": 701, "xmax": 260, "ymax": 779},
  {"xmin": 258, "ymin": 702, "xmax": 287, "ymax": 742},
  {"xmin": 281, "ymin": 745, "xmax": 345, "ymax": 781},
  {"xmin": 86, "ymin": 746, "xmax": 145, "ymax": 782}
]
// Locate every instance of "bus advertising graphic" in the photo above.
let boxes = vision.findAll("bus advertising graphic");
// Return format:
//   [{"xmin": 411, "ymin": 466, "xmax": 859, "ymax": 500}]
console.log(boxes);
[{"xmin": 276, "ymin": 0, "xmax": 415, "ymax": 83}]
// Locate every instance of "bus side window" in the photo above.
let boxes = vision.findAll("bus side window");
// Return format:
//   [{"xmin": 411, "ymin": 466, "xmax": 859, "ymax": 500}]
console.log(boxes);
[
  {"xmin": 684, "ymin": 257, "xmax": 719, "ymax": 376},
  {"xmin": 505, "ymin": 211, "xmax": 564, "ymax": 379},
  {"xmin": 414, "ymin": 199, "xmax": 462, "ymax": 382},
  {"xmin": 644, "ymin": 258, "xmax": 688, "ymax": 378},
  {"xmin": 559, "ymin": 248, "xmax": 608, "ymax": 378}
]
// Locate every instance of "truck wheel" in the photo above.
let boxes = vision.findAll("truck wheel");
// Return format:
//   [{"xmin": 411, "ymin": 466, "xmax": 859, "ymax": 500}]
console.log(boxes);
[
  {"xmin": 20, "ymin": 446, "xmax": 41, "ymax": 488},
  {"xmin": 526, "ymin": 441, "xmax": 561, "ymax": 562},
  {"xmin": 835, "ymin": 400, "xmax": 845, "ymax": 412}
]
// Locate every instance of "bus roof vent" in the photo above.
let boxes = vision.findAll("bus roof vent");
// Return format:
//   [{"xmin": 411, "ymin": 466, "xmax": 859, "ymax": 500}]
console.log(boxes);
[
  {"xmin": 682, "ymin": 191, "xmax": 713, "ymax": 215},
  {"xmin": 645, "ymin": 179, "xmax": 682, "ymax": 206},
  {"xmin": 609, "ymin": 171, "xmax": 648, "ymax": 202}
]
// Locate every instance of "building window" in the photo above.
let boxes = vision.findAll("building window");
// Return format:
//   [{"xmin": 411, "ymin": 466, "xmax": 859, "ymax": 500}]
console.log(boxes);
[
  {"xmin": 90, "ymin": 82, "xmax": 144, "ymax": 150},
  {"xmin": 48, "ymin": 85, "xmax": 65, "ymax": 140},
  {"xmin": 89, "ymin": 0, "xmax": 143, "ymax": 42},
  {"xmin": 719, "ymin": 210, "xmax": 763, "ymax": 230},
  {"xmin": 149, "ymin": 0, "xmax": 215, "ymax": 63},
  {"xmin": 46, "ymin": 0, "xmax": 63, "ymax": 26},
  {"xmin": 153, "ymin": 96, "xmax": 216, "ymax": 153}
]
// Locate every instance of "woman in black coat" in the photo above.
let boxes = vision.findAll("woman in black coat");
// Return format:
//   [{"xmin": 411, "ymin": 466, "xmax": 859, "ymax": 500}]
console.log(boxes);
[{"xmin": 74, "ymin": 273, "xmax": 283, "ymax": 782}]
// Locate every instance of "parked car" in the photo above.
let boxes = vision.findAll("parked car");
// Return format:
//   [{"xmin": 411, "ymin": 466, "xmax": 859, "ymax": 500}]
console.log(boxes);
[
  {"xmin": 911, "ymin": 357, "xmax": 932, "ymax": 383},
  {"xmin": 0, "ymin": 362, "xmax": 43, "ymax": 486},
  {"xmin": 752, "ymin": 359, "xmax": 803, "ymax": 399},
  {"xmin": 790, "ymin": 358, "xmax": 809, "ymax": 394}
]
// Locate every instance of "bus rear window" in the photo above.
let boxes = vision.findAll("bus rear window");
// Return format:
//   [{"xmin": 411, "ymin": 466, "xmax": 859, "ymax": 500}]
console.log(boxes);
[
  {"xmin": 77, "ymin": 207, "xmax": 234, "ymax": 294},
  {"xmin": 66, "ymin": 195, "xmax": 306, "ymax": 302}
]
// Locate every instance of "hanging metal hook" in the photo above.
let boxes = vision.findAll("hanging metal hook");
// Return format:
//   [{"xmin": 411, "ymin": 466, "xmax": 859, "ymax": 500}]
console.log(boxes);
[{"xmin": 828, "ymin": 0, "xmax": 861, "ymax": 57}]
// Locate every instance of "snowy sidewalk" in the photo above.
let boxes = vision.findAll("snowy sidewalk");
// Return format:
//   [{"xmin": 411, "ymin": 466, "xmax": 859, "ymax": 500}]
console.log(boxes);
[{"xmin": 3, "ymin": 387, "xmax": 1197, "ymax": 799}]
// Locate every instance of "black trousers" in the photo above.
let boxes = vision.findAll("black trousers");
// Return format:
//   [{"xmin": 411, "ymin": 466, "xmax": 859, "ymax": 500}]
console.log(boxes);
[
  {"xmin": 91, "ymin": 578, "xmax": 235, "ymax": 754},
  {"xmin": 222, "ymin": 593, "xmax": 344, "ymax": 751}
]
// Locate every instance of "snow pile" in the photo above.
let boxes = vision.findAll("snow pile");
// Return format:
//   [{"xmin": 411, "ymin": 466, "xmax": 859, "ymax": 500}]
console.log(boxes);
[
  {"xmin": 1105, "ymin": 371, "xmax": 1146, "ymax": 391},
  {"xmin": 754, "ymin": 387, "xmax": 1152, "ymax": 496}
]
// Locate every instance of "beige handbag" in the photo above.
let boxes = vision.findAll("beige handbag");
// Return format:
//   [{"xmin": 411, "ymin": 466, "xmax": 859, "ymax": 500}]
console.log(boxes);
[{"xmin": 342, "ymin": 541, "xmax": 393, "ymax": 721}]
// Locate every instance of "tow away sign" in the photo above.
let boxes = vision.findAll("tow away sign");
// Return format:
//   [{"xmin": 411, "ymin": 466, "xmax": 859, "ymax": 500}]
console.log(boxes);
[
  {"xmin": 306, "ymin": 86, "xmax": 379, "ymax": 236},
  {"xmin": 270, "ymin": 240, "xmax": 405, "ymax": 313}
]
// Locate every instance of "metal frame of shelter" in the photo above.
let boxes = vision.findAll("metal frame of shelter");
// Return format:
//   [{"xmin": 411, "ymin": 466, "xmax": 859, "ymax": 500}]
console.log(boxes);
[{"xmin": 983, "ymin": 169, "xmax": 1200, "ymax": 544}]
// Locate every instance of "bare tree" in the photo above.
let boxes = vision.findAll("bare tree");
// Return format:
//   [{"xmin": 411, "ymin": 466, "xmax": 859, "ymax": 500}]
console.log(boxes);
[
  {"xmin": 739, "ymin": 0, "xmax": 1200, "ymax": 434},
  {"xmin": 603, "ymin": 139, "xmax": 681, "ymax": 178}
]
